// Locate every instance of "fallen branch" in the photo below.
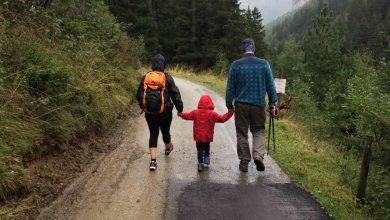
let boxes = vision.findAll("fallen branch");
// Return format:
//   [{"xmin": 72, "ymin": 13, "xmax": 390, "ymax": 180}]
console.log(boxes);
[{"xmin": 279, "ymin": 96, "xmax": 292, "ymax": 111}]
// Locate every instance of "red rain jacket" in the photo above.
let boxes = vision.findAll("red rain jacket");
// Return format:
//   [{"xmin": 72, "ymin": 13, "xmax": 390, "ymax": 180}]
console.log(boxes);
[{"xmin": 180, "ymin": 95, "xmax": 233, "ymax": 142}]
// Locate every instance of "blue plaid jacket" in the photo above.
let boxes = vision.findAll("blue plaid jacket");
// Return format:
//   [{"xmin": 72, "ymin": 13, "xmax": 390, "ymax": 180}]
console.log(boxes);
[{"xmin": 226, "ymin": 54, "xmax": 277, "ymax": 108}]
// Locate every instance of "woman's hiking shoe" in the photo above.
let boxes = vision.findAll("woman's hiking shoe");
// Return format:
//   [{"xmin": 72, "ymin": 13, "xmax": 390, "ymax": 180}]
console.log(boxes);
[
  {"xmin": 239, "ymin": 161, "xmax": 248, "ymax": 172},
  {"xmin": 198, "ymin": 163, "xmax": 204, "ymax": 172},
  {"xmin": 254, "ymin": 159, "xmax": 265, "ymax": 172},
  {"xmin": 165, "ymin": 143, "xmax": 174, "ymax": 156},
  {"xmin": 149, "ymin": 161, "xmax": 157, "ymax": 171}
]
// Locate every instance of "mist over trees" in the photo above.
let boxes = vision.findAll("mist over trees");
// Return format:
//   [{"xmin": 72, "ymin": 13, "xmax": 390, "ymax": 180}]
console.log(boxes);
[{"xmin": 268, "ymin": 0, "xmax": 390, "ymax": 60}]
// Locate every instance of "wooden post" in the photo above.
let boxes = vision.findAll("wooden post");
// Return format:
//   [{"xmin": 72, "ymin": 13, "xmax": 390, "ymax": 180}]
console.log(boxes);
[{"xmin": 356, "ymin": 136, "xmax": 373, "ymax": 205}]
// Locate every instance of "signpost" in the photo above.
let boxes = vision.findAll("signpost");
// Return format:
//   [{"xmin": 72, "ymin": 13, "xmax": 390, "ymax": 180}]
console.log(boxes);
[{"xmin": 274, "ymin": 78, "xmax": 286, "ymax": 95}]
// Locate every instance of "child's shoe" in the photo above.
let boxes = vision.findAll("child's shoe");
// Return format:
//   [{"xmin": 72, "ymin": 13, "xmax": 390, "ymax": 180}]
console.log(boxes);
[
  {"xmin": 165, "ymin": 143, "xmax": 174, "ymax": 156},
  {"xmin": 197, "ymin": 163, "xmax": 204, "ymax": 172},
  {"xmin": 204, "ymin": 157, "xmax": 210, "ymax": 168}
]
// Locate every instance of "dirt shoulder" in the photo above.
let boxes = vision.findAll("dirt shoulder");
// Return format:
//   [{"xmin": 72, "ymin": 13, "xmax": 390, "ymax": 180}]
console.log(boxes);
[{"xmin": 0, "ymin": 105, "xmax": 139, "ymax": 219}]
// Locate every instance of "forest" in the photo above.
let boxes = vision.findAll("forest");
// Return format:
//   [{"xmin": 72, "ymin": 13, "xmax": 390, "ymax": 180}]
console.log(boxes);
[{"xmin": 107, "ymin": 0, "xmax": 267, "ymax": 69}]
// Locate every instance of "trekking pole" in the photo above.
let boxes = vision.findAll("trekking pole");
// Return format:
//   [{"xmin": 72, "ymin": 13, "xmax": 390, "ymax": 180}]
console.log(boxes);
[
  {"xmin": 272, "ymin": 115, "xmax": 276, "ymax": 152},
  {"xmin": 267, "ymin": 111, "xmax": 277, "ymax": 153},
  {"xmin": 267, "ymin": 113, "xmax": 272, "ymax": 153}
]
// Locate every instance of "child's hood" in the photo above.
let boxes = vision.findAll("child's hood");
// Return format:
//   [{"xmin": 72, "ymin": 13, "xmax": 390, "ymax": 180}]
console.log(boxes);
[{"xmin": 197, "ymin": 95, "xmax": 215, "ymax": 110}]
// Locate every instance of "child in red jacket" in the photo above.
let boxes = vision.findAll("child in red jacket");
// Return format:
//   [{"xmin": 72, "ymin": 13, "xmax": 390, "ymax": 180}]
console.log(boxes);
[{"xmin": 179, "ymin": 95, "xmax": 233, "ymax": 171}]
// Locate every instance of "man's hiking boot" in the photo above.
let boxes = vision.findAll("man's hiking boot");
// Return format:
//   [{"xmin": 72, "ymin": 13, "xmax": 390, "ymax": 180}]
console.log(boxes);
[
  {"xmin": 204, "ymin": 157, "xmax": 210, "ymax": 167},
  {"xmin": 254, "ymin": 159, "xmax": 265, "ymax": 172},
  {"xmin": 239, "ymin": 161, "xmax": 248, "ymax": 172},
  {"xmin": 149, "ymin": 161, "xmax": 157, "ymax": 171},
  {"xmin": 165, "ymin": 143, "xmax": 174, "ymax": 156},
  {"xmin": 198, "ymin": 163, "xmax": 204, "ymax": 172}
]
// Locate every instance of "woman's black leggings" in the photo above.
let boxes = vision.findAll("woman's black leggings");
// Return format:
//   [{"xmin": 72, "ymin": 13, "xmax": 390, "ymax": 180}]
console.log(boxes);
[{"xmin": 145, "ymin": 111, "xmax": 172, "ymax": 148}]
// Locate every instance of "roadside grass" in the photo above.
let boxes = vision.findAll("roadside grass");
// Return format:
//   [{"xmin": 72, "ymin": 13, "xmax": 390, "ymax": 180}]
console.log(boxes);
[
  {"xmin": 170, "ymin": 66, "xmax": 371, "ymax": 220},
  {"xmin": 169, "ymin": 65, "xmax": 227, "ymax": 96}
]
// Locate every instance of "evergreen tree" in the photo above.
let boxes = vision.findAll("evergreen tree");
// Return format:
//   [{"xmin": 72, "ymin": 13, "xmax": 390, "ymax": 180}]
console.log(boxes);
[
  {"xmin": 220, "ymin": 0, "xmax": 245, "ymax": 62},
  {"xmin": 152, "ymin": 0, "xmax": 177, "ymax": 60},
  {"xmin": 173, "ymin": 0, "xmax": 199, "ymax": 65},
  {"xmin": 107, "ymin": 0, "xmax": 160, "ymax": 56},
  {"xmin": 243, "ymin": 6, "xmax": 267, "ymax": 57},
  {"xmin": 173, "ymin": 0, "xmax": 245, "ymax": 67},
  {"xmin": 277, "ymin": 36, "xmax": 304, "ymax": 80},
  {"xmin": 304, "ymin": 5, "xmax": 343, "ymax": 104}
]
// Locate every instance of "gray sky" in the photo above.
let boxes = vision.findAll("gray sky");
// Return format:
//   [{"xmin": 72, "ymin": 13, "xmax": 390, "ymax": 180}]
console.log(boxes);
[{"xmin": 239, "ymin": 0, "xmax": 294, "ymax": 24}]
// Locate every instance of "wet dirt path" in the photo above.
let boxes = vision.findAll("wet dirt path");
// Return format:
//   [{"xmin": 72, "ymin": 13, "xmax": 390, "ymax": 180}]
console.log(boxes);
[{"xmin": 38, "ymin": 78, "xmax": 330, "ymax": 220}]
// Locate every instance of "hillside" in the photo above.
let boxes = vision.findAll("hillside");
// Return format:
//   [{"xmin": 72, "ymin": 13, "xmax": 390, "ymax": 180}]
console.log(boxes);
[{"xmin": 0, "ymin": 0, "xmax": 142, "ymax": 215}]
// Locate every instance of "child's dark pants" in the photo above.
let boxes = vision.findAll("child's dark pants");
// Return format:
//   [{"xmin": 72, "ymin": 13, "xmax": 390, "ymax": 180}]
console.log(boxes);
[{"xmin": 196, "ymin": 142, "xmax": 210, "ymax": 164}]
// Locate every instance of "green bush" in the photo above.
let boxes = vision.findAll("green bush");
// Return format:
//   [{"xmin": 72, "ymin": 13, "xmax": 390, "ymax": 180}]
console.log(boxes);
[
  {"xmin": 287, "ymin": 79, "xmax": 326, "ymax": 142},
  {"xmin": 27, "ymin": 61, "xmax": 71, "ymax": 99},
  {"xmin": 346, "ymin": 54, "xmax": 390, "ymax": 158}
]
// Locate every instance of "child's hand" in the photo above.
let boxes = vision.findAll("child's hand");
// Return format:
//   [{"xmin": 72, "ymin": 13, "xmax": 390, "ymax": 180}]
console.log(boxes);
[
  {"xmin": 177, "ymin": 112, "xmax": 183, "ymax": 117},
  {"xmin": 228, "ymin": 108, "xmax": 235, "ymax": 114}
]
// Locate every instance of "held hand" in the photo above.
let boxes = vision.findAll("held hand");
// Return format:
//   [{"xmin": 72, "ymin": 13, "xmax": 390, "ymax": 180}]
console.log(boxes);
[
  {"xmin": 177, "ymin": 112, "xmax": 183, "ymax": 117},
  {"xmin": 228, "ymin": 108, "xmax": 235, "ymax": 114}
]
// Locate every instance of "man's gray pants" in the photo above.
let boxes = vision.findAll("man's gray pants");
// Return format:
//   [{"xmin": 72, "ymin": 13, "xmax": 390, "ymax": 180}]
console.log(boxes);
[{"xmin": 234, "ymin": 102, "xmax": 266, "ymax": 163}]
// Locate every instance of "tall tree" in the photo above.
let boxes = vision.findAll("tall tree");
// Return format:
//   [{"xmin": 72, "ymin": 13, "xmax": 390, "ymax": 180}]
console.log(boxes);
[
  {"xmin": 304, "ymin": 5, "xmax": 343, "ymax": 104},
  {"xmin": 221, "ymin": 0, "xmax": 245, "ymax": 62},
  {"xmin": 107, "ymin": 0, "xmax": 160, "ymax": 56},
  {"xmin": 243, "ymin": 6, "xmax": 267, "ymax": 57},
  {"xmin": 152, "ymin": 0, "xmax": 177, "ymax": 60},
  {"xmin": 173, "ymin": 0, "xmax": 200, "ymax": 65}
]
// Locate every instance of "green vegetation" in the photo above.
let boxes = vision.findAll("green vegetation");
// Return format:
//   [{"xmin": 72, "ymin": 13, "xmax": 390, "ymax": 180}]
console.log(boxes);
[
  {"xmin": 0, "ymin": 0, "xmax": 143, "ymax": 200},
  {"xmin": 268, "ymin": 1, "xmax": 390, "ymax": 219}
]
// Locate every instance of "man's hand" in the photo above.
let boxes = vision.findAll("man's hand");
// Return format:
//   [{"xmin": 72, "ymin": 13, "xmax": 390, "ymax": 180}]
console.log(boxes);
[
  {"xmin": 228, "ymin": 108, "xmax": 235, "ymax": 114},
  {"xmin": 269, "ymin": 107, "xmax": 279, "ymax": 118},
  {"xmin": 177, "ymin": 112, "xmax": 183, "ymax": 117}
]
